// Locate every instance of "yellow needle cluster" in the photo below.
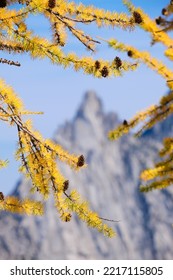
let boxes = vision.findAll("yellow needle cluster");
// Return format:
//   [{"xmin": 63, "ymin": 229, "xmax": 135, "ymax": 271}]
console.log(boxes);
[
  {"xmin": 0, "ymin": 77, "xmax": 115, "ymax": 236},
  {"xmin": 107, "ymin": 1, "xmax": 173, "ymax": 193}
]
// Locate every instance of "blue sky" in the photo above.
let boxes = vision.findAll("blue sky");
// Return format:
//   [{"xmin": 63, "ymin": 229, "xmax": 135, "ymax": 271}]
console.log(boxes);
[{"xmin": 0, "ymin": 0, "xmax": 170, "ymax": 194}]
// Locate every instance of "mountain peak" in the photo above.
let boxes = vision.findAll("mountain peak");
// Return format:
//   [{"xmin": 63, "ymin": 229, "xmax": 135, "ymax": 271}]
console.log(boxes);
[
  {"xmin": 54, "ymin": 91, "xmax": 119, "ymax": 149},
  {"xmin": 75, "ymin": 91, "xmax": 103, "ymax": 122}
]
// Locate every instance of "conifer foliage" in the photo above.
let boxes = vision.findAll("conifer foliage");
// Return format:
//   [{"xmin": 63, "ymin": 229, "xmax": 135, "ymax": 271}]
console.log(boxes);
[
  {"xmin": 108, "ymin": 1, "xmax": 173, "ymax": 194},
  {"xmin": 0, "ymin": 0, "xmax": 173, "ymax": 237}
]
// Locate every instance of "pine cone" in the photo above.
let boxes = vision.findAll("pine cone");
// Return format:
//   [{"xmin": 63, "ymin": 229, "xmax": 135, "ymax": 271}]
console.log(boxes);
[
  {"xmin": 114, "ymin": 56, "xmax": 122, "ymax": 69},
  {"xmin": 101, "ymin": 66, "xmax": 109, "ymax": 77},
  {"xmin": 48, "ymin": 0, "xmax": 56, "ymax": 9},
  {"xmin": 63, "ymin": 180, "xmax": 69, "ymax": 192},
  {"xmin": 77, "ymin": 155, "xmax": 85, "ymax": 167},
  {"xmin": 0, "ymin": 192, "xmax": 4, "ymax": 201},
  {"xmin": 0, "ymin": 0, "xmax": 6, "ymax": 8},
  {"xmin": 133, "ymin": 11, "xmax": 143, "ymax": 24},
  {"xmin": 127, "ymin": 50, "xmax": 133, "ymax": 57},
  {"xmin": 95, "ymin": 60, "xmax": 101, "ymax": 70}
]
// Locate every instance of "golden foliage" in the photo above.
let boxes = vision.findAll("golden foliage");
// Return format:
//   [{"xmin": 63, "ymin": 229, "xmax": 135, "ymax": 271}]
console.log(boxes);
[
  {"xmin": 0, "ymin": 195, "xmax": 44, "ymax": 215},
  {"xmin": 108, "ymin": 2, "xmax": 173, "ymax": 194},
  {"xmin": 1, "ymin": 0, "xmax": 124, "ymax": 236},
  {"xmin": 1, "ymin": 0, "xmax": 173, "ymax": 237}
]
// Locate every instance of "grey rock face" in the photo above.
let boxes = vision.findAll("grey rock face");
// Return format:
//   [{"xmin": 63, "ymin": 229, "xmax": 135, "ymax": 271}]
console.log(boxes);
[{"xmin": 0, "ymin": 91, "xmax": 173, "ymax": 260}]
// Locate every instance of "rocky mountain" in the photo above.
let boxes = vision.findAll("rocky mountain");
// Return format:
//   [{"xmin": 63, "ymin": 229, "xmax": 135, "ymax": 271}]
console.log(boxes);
[{"xmin": 0, "ymin": 91, "xmax": 173, "ymax": 260}]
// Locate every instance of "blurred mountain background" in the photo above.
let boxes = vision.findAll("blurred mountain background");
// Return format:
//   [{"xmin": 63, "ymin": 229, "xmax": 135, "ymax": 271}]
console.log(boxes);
[{"xmin": 0, "ymin": 91, "xmax": 173, "ymax": 260}]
